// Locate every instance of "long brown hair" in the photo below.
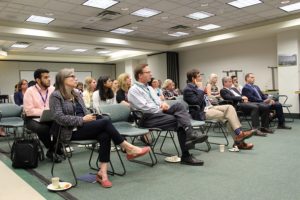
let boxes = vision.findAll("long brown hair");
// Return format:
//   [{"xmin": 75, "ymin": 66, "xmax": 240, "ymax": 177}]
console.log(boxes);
[{"xmin": 55, "ymin": 68, "xmax": 78, "ymax": 100}]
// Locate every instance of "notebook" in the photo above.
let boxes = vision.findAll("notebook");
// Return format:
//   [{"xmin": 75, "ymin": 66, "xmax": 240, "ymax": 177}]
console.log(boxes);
[{"xmin": 33, "ymin": 110, "xmax": 53, "ymax": 122}]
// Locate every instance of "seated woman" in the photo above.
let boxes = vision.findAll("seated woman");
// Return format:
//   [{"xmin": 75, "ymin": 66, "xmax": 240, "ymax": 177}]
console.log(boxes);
[
  {"xmin": 49, "ymin": 68, "xmax": 150, "ymax": 188},
  {"xmin": 82, "ymin": 77, "xmax": 96, "ymax": 110},
  {"xmin": 205, "ymin": 73, "xmax": 222, "ymax": 104},
  {"xmin": 205, "ymin": 73, "xmax": 221, "ymax": 97},
  {"xmin": 14, "ymin": 79, "xmax": 28, "ymax": 106},
  {"xmin": 92, "ymin": 76, "xmax": 115, "ymax": 114},
  {"xmin": 111, "ymin": 79, "xmax": 119, "ymax": 101},
  {"xmin": 162, "ymin": 79, "xmax": 179, "ymax": 100},
  {"xmin": 116, "ymin": 73, "xmax": 131, "ymax": 106},
  {"xmin": 149, "ymin": 78, "xmax": 164, "ymax": 101}
]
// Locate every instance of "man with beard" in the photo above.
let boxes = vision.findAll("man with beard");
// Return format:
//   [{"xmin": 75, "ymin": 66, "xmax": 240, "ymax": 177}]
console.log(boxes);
[{"xmin": 23, "ymin": 69, "xmax": 61, "ymax": 163}]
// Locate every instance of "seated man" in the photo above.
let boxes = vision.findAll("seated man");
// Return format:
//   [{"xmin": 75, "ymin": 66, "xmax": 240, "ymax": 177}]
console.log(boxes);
[
  {"xmin": 128, "ymin": 64, "xmax": 208, "ymax": 166},
  {"xmin": 23, "ymin": 69, "xmax": 61, "ymax": 163},
  {"xmin": 220, "ymin": 77, "xmax": 269, "ymax": 136},
  {"xmin": 242, "ymin": 73, "xmax": 291, "ymax": 130},
  {"xmin": 183, "ymin": 69, "xmax": 255, "ymax": 150}
]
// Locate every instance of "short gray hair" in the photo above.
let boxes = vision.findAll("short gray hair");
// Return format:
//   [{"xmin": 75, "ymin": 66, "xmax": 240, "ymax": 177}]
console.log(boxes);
[{"xmin": 222, "ymin": 76, "xmax": 231, "ymax": 86}]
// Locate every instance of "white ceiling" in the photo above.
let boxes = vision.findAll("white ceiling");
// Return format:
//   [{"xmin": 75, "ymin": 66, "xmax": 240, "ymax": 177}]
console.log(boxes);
[{"xmin": 0, "ymin": 0, "xmax": 300, "ymax": 62}]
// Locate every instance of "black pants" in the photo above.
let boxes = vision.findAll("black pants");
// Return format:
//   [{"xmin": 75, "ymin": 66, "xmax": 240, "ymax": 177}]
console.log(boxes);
[
  {"xmin": 270, "ymin": 102, "xmax": 285, "ymax": 125},
  {"xmin": 141, "ymin": 102, "xmax": 192, "ymax": 157},
  {"xmin": 72, "ymin": 118, "xmax": 124, "ymax": 163},
  {"xmin": 239, "ymin": 102, "xmax": 270, "ymax": 128},
  {"xmin": 26, "ymin": 119, "xmax": 54, "ymax": 151}
]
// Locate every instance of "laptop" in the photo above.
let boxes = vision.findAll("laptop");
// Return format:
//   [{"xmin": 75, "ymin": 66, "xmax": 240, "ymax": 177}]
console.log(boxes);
[{"xmin": 33, "ymin": 110, "xmax": 53, "ymax": 122}]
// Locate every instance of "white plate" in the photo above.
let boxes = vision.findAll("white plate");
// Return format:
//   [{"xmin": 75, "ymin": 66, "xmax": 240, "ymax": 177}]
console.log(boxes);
[
  {"xmin": 47, "ymin": 182, "xmax": 72, "ymax": 191},
  {"xmin": 164, "ymin": 156, "xmax": 181, "ymax": 163}
]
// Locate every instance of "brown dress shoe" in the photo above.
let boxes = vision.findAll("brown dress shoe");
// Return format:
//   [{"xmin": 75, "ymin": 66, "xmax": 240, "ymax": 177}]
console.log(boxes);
[
  {"xmin": 236, "ymin": 142, "xmax": 254, "ymax": 150},
  {"xmin": 234, "ymin": 130, "xmax": 254, "ymax": 143}
]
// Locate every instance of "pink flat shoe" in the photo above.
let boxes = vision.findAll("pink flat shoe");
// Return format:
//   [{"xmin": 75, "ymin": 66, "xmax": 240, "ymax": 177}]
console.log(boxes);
[
  {"xmin": 126, "ymin": 147, "xmax": 151, "ymax": 160},
  {"xmin": 96, "ymin": 174, "xmax": 112, "ymax": 188}
]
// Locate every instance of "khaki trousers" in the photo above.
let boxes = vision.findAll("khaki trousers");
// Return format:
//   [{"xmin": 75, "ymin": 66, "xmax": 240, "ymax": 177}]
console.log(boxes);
[{"xmin": 205, "ymin": 105, "xmax": 241, "ymax": 139}]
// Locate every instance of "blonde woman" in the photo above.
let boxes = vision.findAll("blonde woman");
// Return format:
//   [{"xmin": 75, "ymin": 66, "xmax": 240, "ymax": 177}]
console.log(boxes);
[
  {"xmin": 82, "ymin": 77, "xmax": 96, "ymax": 109},
  {"xmin": 162, "ymin": 79, "xmax": 178, "ymax": 100},
  {"xmin": 205, "ymin": 73, "xmax": 221, "ymax": 97},
  {"xmin": 116, "ymin": 73, "xmax": 131, "ymax": 106},
  {"xmin": 49, "ymin": 68, "xmax": 150, "ymax": 188}
]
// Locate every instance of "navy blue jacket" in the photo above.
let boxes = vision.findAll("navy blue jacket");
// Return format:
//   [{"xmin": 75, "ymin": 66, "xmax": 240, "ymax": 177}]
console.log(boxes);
[
  {"xmin": 242, "ymin": 84, "xmax": 267, "ymax": 103},
  {"xmin": 183, "ymin": 83, "xmax": 206, "ymax": 121},
  {"xmin": 14, "ymin": 91, "xmax": 24, "ymax": 106}
]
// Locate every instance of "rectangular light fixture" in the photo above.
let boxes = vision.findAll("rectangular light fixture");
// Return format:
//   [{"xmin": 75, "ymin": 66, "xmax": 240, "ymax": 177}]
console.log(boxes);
[
  {"xmin": 11, "ymin": 43, "xmax": 30, "ymax": 48},
  {"xmin": 280, "ymin": 2, "xmax": 300, "ymax": 12},
  {"xmin": 0, "ymin": 49, "xmax": 7, "ymax": 56},
  {"xmin": 186, "ymin": 11, "xmax": 214, "ymax": 20},
  {"xmin": 168, "ymin": 32, "xmax": 189, "ymax": 37},
  {"xmin": 110, "ymin": 28, "xmax": 134, "ymax": 34},
  {"xmin": 44, "ymin": 46, "xmax": 60, "ymax": 51},
  {"xmin": 97, "ymin": 50, "xmax": 111, "ymax": 54},
  {"xmin": 83, "ymin": 0, "xmax": 118, "ymax": 9},
  {"xmin": 26, "ymin": 15, "xmax": 54, "ymax": 24},
  {"xmin": 131, "ymin": 8, "xmax": 161, "ymax": 18},
  {"xmin": 72, "ymin": 49, "xmax": 88, "ymax": 52},
  {"xmin": 227, "ymin": 0, "xmax": 262, "ymax": 8},
  {"xmin": 197, "ymin": 24, "xmax": 220, "ymax": 30}
]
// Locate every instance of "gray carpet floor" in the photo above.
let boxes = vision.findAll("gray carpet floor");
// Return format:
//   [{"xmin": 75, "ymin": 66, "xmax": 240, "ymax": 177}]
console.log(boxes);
[{"xmin": 0, "ymin": 120, "xmax": 299, "ymax": 200}]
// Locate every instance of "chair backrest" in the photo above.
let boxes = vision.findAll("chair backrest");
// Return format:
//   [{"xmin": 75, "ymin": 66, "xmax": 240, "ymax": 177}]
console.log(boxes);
[
  {"xmin": 165, "ymin": 99, "xmax": 189, "ymax": 111},
  {"xmin": 99, "ymin": 104, "xmax": 131, "ymax": 123},
  {"xmin": 0, "ymin": 103, "xmax": 22, "ymax": 118}
]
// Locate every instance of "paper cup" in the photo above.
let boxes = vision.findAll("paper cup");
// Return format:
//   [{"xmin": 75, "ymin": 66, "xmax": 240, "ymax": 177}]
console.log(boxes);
[
  {"xmin": 219, "ymin": 145, "xmax": 225, "ymax": 152},
  {"xmin": 51, "ymin": 177, "xmax": 60, "ymax": 189}
]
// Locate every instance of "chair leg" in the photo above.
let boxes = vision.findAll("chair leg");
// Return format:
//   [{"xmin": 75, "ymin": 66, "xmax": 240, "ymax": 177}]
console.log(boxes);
[
  {"xmin": 285, "ymin": 107, "xmax": 294, "ymax": 123},
  {"xmin": 194, "ymin": 125, "xmax": 211, "ymax": 152},
  {"xmin": 157, "ymin": 131, "xmax": 180, "ymax": 157},
  {"xmin": 205, "ymin": 122, "xmax": 229, "ymax": 146},
  {"xmin": 128, "ymin": 144, "xmax": 157, "ymax": 167},
  {"xmin": 107, "ymin": 144, "xmax": 126, "ymax": 176},
  {"xmin": 51, "ymin": 137, "xmax": 78, "ymax": 187}
]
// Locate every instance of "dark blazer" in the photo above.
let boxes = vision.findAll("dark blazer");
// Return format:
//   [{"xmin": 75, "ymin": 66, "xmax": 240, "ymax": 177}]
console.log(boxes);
[
  {"xmin": 220, "ymin": 88, "xmax": 242, "ymax": 107},
  {"xmin": 14, "ymin": 91, "xmax": 24, "ymax": 106},
  {"xmin": 49, "ymin": 90, "xmax": 89, "ymax": 141},
  {"xmin": 183, "ymin": 83, "xmax": 206, "ymax": 121},
  {"xmin": 242, "ymin": 84, "xmax": 267, "ymax": 103},
  {"xmin": 116, "ymin": 89, "xmax": 127, "ymax": 103}
]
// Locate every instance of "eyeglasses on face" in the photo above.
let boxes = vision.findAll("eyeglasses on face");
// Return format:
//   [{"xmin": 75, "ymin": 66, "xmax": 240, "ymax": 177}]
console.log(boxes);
[{"xmin": 66, "ymin": 75, "xmax": 76, "ymax": 78}]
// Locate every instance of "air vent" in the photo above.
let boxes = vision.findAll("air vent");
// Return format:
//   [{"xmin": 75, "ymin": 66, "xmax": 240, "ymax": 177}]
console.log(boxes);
[
  {"xmin": 169, "ymin": 25, "xmax": 190, "ymax": 30},
  {"xmin": 97, "ymin": 10, "xmax": 121, "ymax": 21}
]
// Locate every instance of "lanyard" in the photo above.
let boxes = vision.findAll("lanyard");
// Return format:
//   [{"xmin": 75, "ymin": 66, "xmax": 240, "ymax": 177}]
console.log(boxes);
[
  {"xmin": 35, "ymin": 86, "xmax": 48, "ymax": 107},
  {"xmin": 135, "ymin": 82, "xmax": 160, "ymax": 106}
]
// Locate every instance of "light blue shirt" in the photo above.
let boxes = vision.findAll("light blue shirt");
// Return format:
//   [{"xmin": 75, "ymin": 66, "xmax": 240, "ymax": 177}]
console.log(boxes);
[{"xmin": 128, "ymin": 82, "xmax": 162, "ymax": 113}]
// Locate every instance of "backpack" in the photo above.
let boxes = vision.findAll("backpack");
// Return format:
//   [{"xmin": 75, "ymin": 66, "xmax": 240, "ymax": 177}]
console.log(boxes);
[{"xmin": 11, "ymin": 138, "xmax": 44, "ymax": 168}]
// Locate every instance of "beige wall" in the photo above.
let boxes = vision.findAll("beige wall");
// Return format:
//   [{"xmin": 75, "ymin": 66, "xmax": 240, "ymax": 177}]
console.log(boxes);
[
  {"xmin": 0, "ymin": 61, "xmax": 115, "ymax": 94},
  {"xmin": 179, "ymin": 36, "xmax": 277, "ymax": 90}
]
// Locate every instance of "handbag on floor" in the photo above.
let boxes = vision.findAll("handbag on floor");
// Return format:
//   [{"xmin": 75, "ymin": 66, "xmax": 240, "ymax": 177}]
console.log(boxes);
[{"xmin": 11, "ymin": 138, "xmax": 40, "ymax": 168}]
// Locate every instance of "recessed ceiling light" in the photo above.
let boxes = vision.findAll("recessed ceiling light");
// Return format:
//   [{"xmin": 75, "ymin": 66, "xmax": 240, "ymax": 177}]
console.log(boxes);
[
  {"xmin": 83, "ymin": 0, "xmax": 118, "ymax": 9},
  {"xmin": 186, "ymin": 11, "xmax": 214, "ymax": 20},
  {"xmin": 72, "ymin": 49, "xmax": 88, "ymax": 52},
  {"xmin": 227, "ymin": 0, "xmax": 262, "ymax": 8},
  {"xmin": 280, "ymin": 2, "xmax": 300, "ymax": 12},
  {"xmin": 97, "ymin": 50, "xmax": 111, "ymax": 54},
  {"xmin": 44, "ymin": 46, "xmax": 60, "ymax": 50},
  {"xmin": 110, "ymin": 28, "xmax": 134, "ymax": 34},
  {"xmin": 131, "ymin": 8, "xmax": 161, "ymax": 18},
  {"xmin": 201, "ymin": 3, "xmax": 209, "ymax": 7},
  {"xmin": 26, "ymin": 15, "xmax": 55, "ymax": 24},
  {"xmin": 168, "ymin": 32, "xmax": 189, "ymax": 37},
  {"xmin": 121, "ymin": 7, "xmax": 129, "ymax": 11},
  {"xmin": 11, "ymin": 43, "xmax": 30, "ymax": 48},
  {"xmin": 281, "ymin": 0, "xmax": 290, "ymax": 4},
  {"xmin": 198, "ymin": 24, "xmax": 220, "ymax": 30}
]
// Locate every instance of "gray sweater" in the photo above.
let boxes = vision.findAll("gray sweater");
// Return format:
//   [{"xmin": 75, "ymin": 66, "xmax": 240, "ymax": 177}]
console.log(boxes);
[{"xmin": 49, "ymin": 90, "xmax": 89, "ymax": 141}]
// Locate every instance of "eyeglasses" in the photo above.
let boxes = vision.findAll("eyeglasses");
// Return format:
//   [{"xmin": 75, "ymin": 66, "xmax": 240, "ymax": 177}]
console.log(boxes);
[
  {"xmin": 142, "ymin": 71, "xmax": 151, "ymax": 74},
  {"xmin": 66, "ymin": 75, "xmax": 76, "ymax": 78}
]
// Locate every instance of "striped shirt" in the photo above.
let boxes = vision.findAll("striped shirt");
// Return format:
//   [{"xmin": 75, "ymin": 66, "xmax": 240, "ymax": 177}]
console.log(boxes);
[{"xmin": 128, "ymin": 82, "xmax": 162, "ymax": 113}]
